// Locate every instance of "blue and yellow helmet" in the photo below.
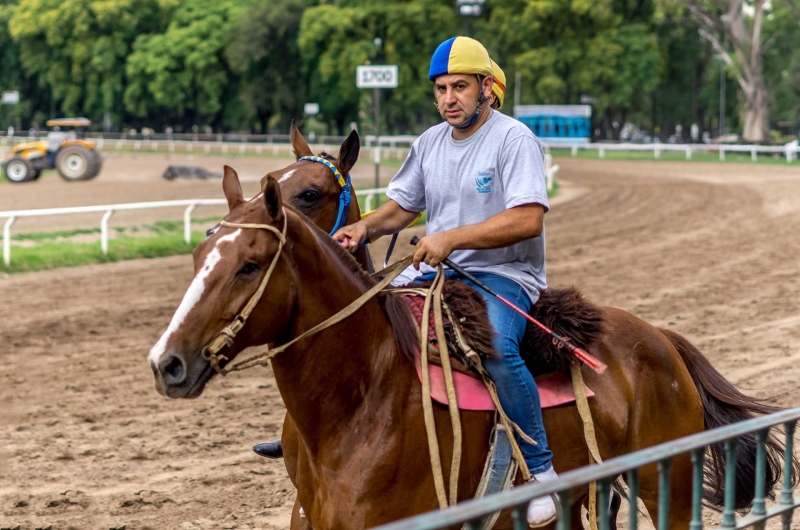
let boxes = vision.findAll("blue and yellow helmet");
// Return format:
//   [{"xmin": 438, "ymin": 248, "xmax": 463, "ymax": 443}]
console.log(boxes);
[{"xmin": 429, "ymin": 36, "xmax": 493, "ymax": 81}]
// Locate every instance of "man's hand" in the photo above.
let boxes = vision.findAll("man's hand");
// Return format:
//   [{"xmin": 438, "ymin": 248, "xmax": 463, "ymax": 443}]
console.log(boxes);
[
  {"xmin": 332, "ymin": 221, "xmax": 369, "ymax": 253},
  {"xmin": 412, "ymin": 232, "xmax": 454, "ymax": 270}
]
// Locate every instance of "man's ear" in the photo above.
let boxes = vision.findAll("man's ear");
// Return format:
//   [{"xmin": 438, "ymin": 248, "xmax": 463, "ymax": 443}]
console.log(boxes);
[
  {"xmin": 291, "ymin": 121, "xmax": 313, "ymax": 160},
  {"xmin": 335, "ymin": 129, "xmax": 360, "ymax": 178},
  {"xmin": 263, "ymin": 176, "xmax": 283, "ymax": 220},
  {"xmin": 482, "ymin": 75, "xmax": 494, "ymax": 101},
  {"xmin": 222, "ymin": 165, "xmax": 244, "ymax": 211}
]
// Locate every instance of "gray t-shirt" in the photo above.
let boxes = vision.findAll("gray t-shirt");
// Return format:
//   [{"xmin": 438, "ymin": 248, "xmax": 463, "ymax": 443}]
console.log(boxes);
[{"xmin": 386, "ymin": 111, "xmax": 549, "ymax": 303}]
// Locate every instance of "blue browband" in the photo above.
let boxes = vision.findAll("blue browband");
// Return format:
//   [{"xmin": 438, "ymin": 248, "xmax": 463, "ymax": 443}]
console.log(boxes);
[{"xmin": 298, "ymin": 156, "xmax": 353, "ymax": 236}]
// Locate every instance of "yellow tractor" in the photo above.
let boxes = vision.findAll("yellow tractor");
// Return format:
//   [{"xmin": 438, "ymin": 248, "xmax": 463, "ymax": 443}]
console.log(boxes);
[{"xmin": 2, "ymin": 118, "xmax": 102, "ymax": 183}]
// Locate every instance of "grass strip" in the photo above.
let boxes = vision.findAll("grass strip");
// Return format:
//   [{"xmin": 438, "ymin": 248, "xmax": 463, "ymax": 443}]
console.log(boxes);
[
  {"xmin": 548, "ymin": 147, "xmax": 796, "ymax": 165},
  {"xmin": 2, "ymin": 232, "xmax": 206, "ymax": 274}
]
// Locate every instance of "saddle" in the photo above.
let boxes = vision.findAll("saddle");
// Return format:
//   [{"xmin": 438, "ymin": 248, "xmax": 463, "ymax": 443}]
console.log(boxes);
[{"xmin": 397, "ymin": 281, "xmax": 603, "ymax": 411}]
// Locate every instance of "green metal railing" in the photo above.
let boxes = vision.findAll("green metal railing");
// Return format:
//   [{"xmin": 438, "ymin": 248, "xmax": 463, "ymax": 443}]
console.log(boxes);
[{"xmin": 373, "ymin": 407, "xmax": 800, "ymax": 530}]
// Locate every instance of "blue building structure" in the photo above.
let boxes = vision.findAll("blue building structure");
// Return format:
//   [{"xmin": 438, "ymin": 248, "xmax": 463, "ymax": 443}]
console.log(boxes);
[{"xmin": 514, "ymin": 105, "xmax": 592, "ymax": 144}]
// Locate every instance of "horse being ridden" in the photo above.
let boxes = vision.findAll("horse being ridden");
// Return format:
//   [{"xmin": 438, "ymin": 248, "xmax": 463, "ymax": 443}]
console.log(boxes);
[{"xmin": 149, "ymin": 168, "xmax": 791, "ymax": 530}]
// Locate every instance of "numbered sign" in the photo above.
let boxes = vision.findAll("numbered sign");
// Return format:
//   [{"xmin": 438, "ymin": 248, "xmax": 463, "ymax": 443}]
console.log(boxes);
[{"xmin": 356, "ymin": 65, "xmax": 398, "ymax": 89}]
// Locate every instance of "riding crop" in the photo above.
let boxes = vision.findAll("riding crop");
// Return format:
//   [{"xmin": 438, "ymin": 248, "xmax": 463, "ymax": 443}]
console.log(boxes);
[{"xmin": 410, "ymin": 236, "xmax": 607, "ymax": 375}]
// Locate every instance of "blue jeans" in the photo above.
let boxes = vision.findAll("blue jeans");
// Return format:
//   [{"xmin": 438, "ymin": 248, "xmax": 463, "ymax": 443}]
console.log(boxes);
[{"xmin": 413, "ymin": 270, "xmax": 553, "ymax": 474}]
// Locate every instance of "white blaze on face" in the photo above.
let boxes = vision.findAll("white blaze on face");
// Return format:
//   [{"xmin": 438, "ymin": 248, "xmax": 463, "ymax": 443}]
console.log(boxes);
[
  {"xmin": 278, "ymin": 169, "xmax": 296, "ymax": 183},
  {"xmin": 148, "ymin": 229, "xmax": 242, "ymax": 366}
]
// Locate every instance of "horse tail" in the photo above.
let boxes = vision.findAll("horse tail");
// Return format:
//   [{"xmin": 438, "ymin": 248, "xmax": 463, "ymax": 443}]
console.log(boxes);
[{"xmin": 659, "ymin": 327, "xmax": 798, "ymax": 510}]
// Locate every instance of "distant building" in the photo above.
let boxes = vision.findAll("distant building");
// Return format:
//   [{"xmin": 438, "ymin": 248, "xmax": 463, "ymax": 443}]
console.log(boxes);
[{"xmin": 514, "ymin": 105, "xmax": 591, "ymax": 144}]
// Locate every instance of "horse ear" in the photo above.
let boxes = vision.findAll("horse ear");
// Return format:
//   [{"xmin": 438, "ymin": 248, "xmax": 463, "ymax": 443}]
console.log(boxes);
[
  {"xmin": 336, "ymin": 129, "xmax": 360, "ymax": 178},
  {"xmin": 291, "ymin": 121, "xmax": 313, "ymax": 160},
  {"xmin": 222, "ymin": 165, "xmax": 244, "ymax": 211},
  {"xmin": 263, "ymin": 176, "xmax": 283, "ymax": 220}
]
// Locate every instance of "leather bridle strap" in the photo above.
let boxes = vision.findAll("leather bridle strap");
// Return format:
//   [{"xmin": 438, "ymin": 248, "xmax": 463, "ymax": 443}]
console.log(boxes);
[
  {"xmin": 201, "ymin": 213, "xmax": 288, "ymax": 374},
  {"xmin": 217, "ymin": 255, "xmax": 415, "ymax": 375}
]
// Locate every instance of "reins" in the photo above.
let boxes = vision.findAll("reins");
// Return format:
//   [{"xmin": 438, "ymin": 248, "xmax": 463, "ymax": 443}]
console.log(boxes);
[{"xmin": 197, "ymin": 220, "xmax": 584, "ymax": 516}]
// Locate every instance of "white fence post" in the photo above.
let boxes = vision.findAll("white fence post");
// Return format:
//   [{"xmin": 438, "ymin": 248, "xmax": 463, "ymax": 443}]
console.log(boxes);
[
  {"xmin": 751, "ymin": 148, "xmax": 757, "ymax": 162},
  {"xmin": 686, "ymin": 147, "xmax": 692, "ymax": 160},
  {"xmin": 719, "ymin": 147, "xmax": 725, "ymax": 162},
  {"xmin": 3, "ymin": 216, "xmax": 16, "ymax": 267},
  {"xmin": 599, "ymin": 147, "xmax": 605, "ymax": 159},
  {"xmin": 571, "ymin": 145, "xmax": 578, "ymax": 157},
  {"xmin": 101, "ymin": 210, "xmax": 114, "ymax": 254},
  {"xmin": 184, "ymin": 203, "xmax": 197, "ymax": 244}
]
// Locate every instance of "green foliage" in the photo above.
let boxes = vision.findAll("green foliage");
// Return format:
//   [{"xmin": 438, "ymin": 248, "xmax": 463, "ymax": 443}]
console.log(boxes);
[
  {"xmin": 298, "ymin": 0, "xmax": 457, "ymax": 133},
  {"xmin": 487, "ymin": 0, "xmax": 662, "ymax": 134},
  {"xmin": 10, "ymin": 0, "xmax": 165, "ymax": 125},
  {"xmin": 124, "ymin": 0, "xmax": 250, "ymax": 126},
  {"xmin": 0, "ymin": 0, "xmax": 798, "ymax": 138},
  {"xmin": 764, "ymin": 1, "xmax": 800, "ymax": 127},
  {"xmin": 225, "ymin": 0, "xmax": 309, "ymax": 133}
]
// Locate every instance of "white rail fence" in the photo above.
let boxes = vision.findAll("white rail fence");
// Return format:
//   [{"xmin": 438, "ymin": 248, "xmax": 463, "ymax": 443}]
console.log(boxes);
[
  {"xmin": 553, "ymin": 140, "xmax": 800, "ymax": 163},
  {"xmin": 0, "ymin": 188, "xmax": 388, "ymax": 267},
  {"xmin": 2, "ymin": 135, "xmax": 798, "ymax": 163}
]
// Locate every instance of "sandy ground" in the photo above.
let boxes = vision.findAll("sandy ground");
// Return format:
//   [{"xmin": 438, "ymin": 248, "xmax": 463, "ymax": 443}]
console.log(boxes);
[{"xmin": 2, "ymin": 153, "xmax": 800, "ymax": 529}]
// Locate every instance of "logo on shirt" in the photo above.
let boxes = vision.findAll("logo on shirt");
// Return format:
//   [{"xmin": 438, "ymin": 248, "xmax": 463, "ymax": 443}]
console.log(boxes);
[{"xmin": 476, "ymin": 172, "xmax": 493, "ymax": 194}]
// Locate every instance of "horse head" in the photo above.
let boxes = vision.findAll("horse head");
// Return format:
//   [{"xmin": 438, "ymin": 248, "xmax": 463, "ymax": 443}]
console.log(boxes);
[
  {"xmin": 273, "ymin": 123, "xmax": 361, "ymax": 235},
  {"xmin": 149, "ymin": 168, "xmax": 299, "ymax": 399}
]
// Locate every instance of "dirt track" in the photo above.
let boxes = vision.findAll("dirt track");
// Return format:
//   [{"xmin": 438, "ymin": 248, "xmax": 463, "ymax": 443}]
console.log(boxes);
[{"xmin": 2, "ymin": 154, "xmax": 800, "ymax": 529}]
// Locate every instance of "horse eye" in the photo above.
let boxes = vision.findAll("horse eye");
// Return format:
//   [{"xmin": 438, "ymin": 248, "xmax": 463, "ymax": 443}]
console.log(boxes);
[
  {"xmin": 238, "ymin": 262, "xmax": 259, "ymax": 275},
  {"xmin": 298, "ymin": 190, "xmax": 320, "ymax": 203},
  {"xmin": 206, "ymin": 224, "xmax": 220, "ymax": 238}
]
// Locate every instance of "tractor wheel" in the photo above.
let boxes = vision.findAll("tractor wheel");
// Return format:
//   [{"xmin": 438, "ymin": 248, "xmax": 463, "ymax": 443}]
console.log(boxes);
[
  {"xmin": 31, "ymin": 170, "xmax": 42, "ymax": 181},
  {"xmin": 3, "ymin": 156, "xmax": 36, "ymax": 183},
  {"xmin": 56, "ymin": 145, "xmax": 102, "ymax": 181}
]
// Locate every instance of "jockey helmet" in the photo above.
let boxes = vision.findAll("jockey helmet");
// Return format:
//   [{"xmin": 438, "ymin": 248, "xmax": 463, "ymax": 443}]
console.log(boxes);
[{"xmin": 490, "ymin": 59, "xmax": 506, "ymax": 110}]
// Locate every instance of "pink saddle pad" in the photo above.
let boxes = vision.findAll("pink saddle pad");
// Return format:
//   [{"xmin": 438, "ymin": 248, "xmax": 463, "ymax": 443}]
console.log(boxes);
[{"xmin": 414, "ymin": 349, "xmax": 594, "ymax": 411}]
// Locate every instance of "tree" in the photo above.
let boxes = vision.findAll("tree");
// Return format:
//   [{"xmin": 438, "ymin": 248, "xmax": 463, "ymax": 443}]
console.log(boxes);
[
  {"xmin": 10, "ymin": 0, "xmax": 165, "ymax": 128},
  {"xmin": 124, "ymin": 0, "xmax": 250, "ymax": 130},
  {"xmin": 225, "ymin": 0, "xmax": 309, "ymax": 133},
  {"xmin": 486, "ymin": 0, "xmax": 663, "ymax": 139},
  {"xmin": 673, "ymin": 0, "xmax": 776, "ymax": 141},
  {"xmin": 763, "ymin": 1, "xmax": 800, "ymax": 130},
  {"xmin": 297, "ymin": 0, "xmax": 457, "ymax": 134}
]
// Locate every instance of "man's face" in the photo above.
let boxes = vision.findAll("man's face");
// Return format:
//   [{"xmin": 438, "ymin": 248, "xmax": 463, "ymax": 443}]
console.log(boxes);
[{"xmin": 433, "ymin": 74, "xmax": 493, "ymax": 126}]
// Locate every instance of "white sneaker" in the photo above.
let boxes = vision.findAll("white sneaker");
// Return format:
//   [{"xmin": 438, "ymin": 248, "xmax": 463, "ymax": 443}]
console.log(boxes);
[{"xmin": 526, "ymin": 466, "xmax": 559, "ymax": 527}]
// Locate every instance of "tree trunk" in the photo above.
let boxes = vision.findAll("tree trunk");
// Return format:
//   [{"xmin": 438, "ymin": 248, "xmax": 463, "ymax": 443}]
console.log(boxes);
[
  {"xmin": 742, "ymin": 80, "xmax": 770, "ymax": 142},
  {"xmin": 685, "ymin": 0, "xmax": 771, "ymax": 142}
]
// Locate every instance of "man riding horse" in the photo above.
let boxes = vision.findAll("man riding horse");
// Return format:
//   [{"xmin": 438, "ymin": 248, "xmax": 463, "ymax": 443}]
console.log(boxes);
[{"xmin": 303, "ymin": 36, "xmax": 555, "ymax": 525}]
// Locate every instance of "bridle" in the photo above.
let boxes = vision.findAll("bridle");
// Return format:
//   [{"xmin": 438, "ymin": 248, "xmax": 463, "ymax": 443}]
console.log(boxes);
[
  {"xmin": 201, "ymin": 212, "xmax": 288, "ymax": 374},
  {"xmin": 298, "ymin": 155, "xmax": 352, "ymax": 235},
  {"xmin": 200, "ymin": 207, "xmax": 414, "ymax": 376}
]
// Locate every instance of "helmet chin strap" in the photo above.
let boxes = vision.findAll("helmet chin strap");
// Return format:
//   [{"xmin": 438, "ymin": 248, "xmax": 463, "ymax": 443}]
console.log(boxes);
[{"xmin": 454, "ymin": 75, "xmax": 488, "ymax": 131}]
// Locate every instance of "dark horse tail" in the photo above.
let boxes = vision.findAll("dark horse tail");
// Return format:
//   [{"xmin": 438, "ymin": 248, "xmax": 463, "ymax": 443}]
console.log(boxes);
[{"xmin": 659, "ymin": 328, "xmax": 799, "ymax": 510}]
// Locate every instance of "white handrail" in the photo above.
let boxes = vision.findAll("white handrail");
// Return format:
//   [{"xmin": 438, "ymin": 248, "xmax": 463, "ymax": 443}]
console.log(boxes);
[{"xmin": 1, "ymin": 188, "xmax": 389, "ymax": 267}]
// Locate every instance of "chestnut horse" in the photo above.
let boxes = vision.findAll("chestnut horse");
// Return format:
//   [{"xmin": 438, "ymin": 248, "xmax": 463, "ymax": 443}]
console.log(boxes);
[{"xmin": 149, "ymin": 166, "xmax": 788, "ymax": 529}]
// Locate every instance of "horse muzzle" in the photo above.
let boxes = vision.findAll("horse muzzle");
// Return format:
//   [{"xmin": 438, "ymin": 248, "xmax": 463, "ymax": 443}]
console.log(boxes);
[{"xmin": 150, "ymin": 351, "xmax": 212, "ymax": 399}]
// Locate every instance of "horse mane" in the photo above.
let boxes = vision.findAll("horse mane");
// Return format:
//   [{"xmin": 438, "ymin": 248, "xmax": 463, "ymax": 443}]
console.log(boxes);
[
  {"xmin": 317, "ymin": 151, "xmax": 337, "ymax": 163},
  {"xmin": 302, "ymin": 214, "xmax": 420, "ymax": 364}
]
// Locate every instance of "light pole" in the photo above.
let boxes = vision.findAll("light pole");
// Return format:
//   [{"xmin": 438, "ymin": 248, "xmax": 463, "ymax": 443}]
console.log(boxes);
[
  {"xmin": 373, "ymin": 38, "xmax": 382, "ymax": 205},
  {"xmin": 456, "ymin": 0, "xmax": 485, "ymax": 34},
  {"xmin": 719, "ymin": 60, "xmax": 726, "ymax": 138}
]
